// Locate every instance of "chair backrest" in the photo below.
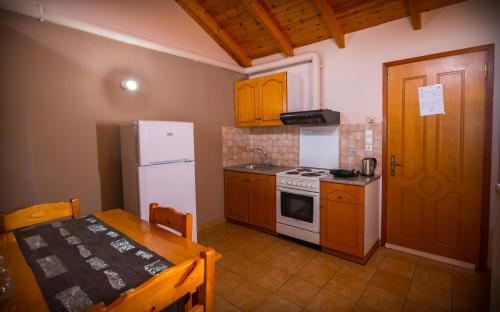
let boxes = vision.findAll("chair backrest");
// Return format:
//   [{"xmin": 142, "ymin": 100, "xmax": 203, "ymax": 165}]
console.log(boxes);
[
  {"xmin": 0, "ymin": 198, "xmax": 80, "ymax": 233},
  {"xmin": 89, "ymin": 257, "xmax": 204, "ymax": 312},
  {"xmin": 149, "ymin": 203, "xmax": 193, "ymax": 241},
  {"xmin": 89, "ymin": 248, "xmax": 217, "ymax": 312}
]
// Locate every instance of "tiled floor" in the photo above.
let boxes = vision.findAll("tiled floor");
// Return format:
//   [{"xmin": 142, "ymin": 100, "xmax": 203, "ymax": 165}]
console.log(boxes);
[{"xmin": 198, "ymin": 222, "xmax": 491, "ymax": 312}]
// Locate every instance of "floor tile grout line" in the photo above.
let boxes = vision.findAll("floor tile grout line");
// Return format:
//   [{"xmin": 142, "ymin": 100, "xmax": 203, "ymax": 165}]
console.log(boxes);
[
  {"xmin": 208, "ymin": 225, "xmax": 486, "ymax": 312},
  {"xmin": 221, "ymin": 242, "xmax": 334, "ymax": 309},
  {"xmin": 399, "ymin": 252, "xmax": 418, "ymax": 311},
  {"xmin": 219, "ymin": 247, "xmax": 316, "ymax": 310},
  {"xmin": 217, "ymin": 226, "xmax": 378, "ymax": 310},
  {"xmin": 217, "ymin": 295, "xmax": 244, "ymax": 312},
  {"xmin": 352, "ymin": 248, "xmax": 388, "ymax": 310}
]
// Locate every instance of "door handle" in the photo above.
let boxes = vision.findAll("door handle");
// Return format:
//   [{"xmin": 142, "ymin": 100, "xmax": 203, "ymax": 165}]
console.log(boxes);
[{"xmin": 390, "ymin": 154, "xmax": 402, "ymax": 177}]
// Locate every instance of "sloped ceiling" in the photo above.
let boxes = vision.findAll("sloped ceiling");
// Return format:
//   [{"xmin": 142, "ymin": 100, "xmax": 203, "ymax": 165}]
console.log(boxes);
[{"xmin": 0, "ymin": 0, "xmax": 239, "ymax": 66}]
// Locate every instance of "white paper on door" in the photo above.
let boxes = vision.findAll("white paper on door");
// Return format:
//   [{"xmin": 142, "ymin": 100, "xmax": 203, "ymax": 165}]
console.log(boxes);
[{"xmin": 418, "ymin": 83, "xmax": 445, "ymax": 116}]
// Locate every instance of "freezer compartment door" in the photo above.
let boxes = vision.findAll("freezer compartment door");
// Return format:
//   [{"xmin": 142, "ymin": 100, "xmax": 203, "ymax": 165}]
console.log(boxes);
[
  {"xmin": 138, "ymin": 121, "xmax": 194, "ymax": 166},
  {"xmin": 138, "ymin": 161, "xmax": 197, "ymax": 241}
]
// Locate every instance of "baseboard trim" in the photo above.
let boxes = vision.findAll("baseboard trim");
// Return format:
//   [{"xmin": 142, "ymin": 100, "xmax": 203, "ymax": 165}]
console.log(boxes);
[
  {"xmin": 385, "ymin": 243, "xmax": 475, "ymax": 270},
  {"xmin": 322, "ymin": 240, "xmax": 380, "ymax": 265},
  {"xmin": 197, "ymin": 218, "xmax": 226, "ymax": 233},
  {"xmin": 226, "ymin": 218, "xmax": 278, "ymax": 236}
]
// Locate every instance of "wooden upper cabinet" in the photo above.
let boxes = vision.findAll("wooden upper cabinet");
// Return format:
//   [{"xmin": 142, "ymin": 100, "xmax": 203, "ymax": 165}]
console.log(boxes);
[
  {"xmin": 234, "ymin": 78, "xmax": 260, "ymax": 127},
  {"xmin": 320, "ymin": 183, "xmax": 365, "ymax": 257},
  {"xmin": 224, "ymin": 171, "xmax": 249, "ymax": 223},
  {"xmin": 234, "ymin": 72, "xmax": 287, "ymax": 127},
  {"xmin": 247, "ymin": 174, "xmax": 276, "ymax": 232},
  {"xmin": 259, "ymin": 72, "xmax": 287, "ymax": 126}
]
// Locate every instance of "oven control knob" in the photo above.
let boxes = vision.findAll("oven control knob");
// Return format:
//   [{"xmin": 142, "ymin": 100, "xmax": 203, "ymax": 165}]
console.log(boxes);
[
  {"xmin": 292, "ymin": 181, "xmax": 297, "ymax": 185},
  {"xmin": 301, "ymin": 182, "xmax": 306, "ymax": 187},
  {"xmin": 287, "ymin": 181, "xmax": 292, "ymax": 185},
  {"xmin": 280, "ymin": 180, "xmax": 285, "ymax": 184},
  {"xmin": 308, "ymin": 183, "xmax": 313, "ymax": 188}
]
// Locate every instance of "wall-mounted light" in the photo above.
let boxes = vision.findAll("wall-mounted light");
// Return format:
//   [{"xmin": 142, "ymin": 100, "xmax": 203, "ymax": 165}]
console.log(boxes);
[{"xmin": 120, "ymin": 79, "xmax": 138, "ymax": 91}]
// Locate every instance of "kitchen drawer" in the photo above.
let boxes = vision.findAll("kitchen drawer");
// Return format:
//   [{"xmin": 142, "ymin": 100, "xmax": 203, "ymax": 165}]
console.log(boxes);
[{"xmin": 320, "ymin": 182, "xmax": 364, "ymax": 206}]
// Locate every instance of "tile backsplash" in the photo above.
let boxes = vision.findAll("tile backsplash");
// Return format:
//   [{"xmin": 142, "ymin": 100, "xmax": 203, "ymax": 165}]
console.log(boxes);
[
  {"xmin": 339, "ymin": 123, "xmax": 382, "ymax": 175},
  {"xmin": 222, "ymin": 122, "xmax": 382, "ymax": 174},
  {"xmin": 222, "ymin": 126, "xmax": 299, "ymax": 167}
]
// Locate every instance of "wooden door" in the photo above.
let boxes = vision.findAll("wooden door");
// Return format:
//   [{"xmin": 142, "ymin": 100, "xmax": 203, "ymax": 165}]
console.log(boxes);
[
  {"xmin": 386, "ymin": 51, "xmax": 487, "ymax": 264},
  {"xmin": 224, "ymin": 172, "xmax": 249, "ymax": 222},
  {"xmin": 259, "ymin": 72, "xmax": 287, "ymax": 126},
  {"xmin": 320, "ymin": 183, "xmax": 364, "ymax": 257},
  {"xmin": 234, "ymin": 78, "xmax": 259, "ymax": 127},
  {"xmin": 247, "ymin": 174, "xmax": 276, "ymax": 232}
]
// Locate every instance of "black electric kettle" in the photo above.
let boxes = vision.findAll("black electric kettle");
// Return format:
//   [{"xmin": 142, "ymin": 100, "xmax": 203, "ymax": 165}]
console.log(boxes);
[{"xmin": 360, "ymin": 158, "xmax": 377, "ymax": 176}]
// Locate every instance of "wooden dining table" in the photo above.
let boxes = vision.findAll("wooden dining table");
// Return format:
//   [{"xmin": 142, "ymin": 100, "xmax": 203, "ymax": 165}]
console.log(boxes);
[{"xmin": 0, "ymin": 209, "xmax": 220, "ymax": 311}]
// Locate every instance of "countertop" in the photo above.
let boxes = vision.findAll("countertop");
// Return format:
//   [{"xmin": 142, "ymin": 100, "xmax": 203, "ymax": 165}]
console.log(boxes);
[
  {"xmin": 320, "ymin": 174, "xmax": 381, "ymax": 186},
  {"xmin": 224, "ymin": 164, "xmax": 294, "ymax": 176},
  {"xmin": 224, "ymin": 164, "xmax": 381, "ymax": 186}
]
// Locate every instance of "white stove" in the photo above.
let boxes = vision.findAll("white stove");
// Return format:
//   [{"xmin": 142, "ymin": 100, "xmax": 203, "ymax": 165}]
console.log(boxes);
[
  {"xmin": 276, "ymin": 168, "xmax": 328, "ymax": 193},
  {"xmin": 276, "ymin": 167, "xmax": 328, "ymax": 245}
]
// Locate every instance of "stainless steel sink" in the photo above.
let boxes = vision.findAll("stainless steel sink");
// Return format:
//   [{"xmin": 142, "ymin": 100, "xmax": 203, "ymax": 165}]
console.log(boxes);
[
  {"xmin": 243, "ymin": 164, "xmax": 264, "ymax": 170},
  {"xmin": 242, "ymin": 163, "xmax": 273, "ymax": 170}
]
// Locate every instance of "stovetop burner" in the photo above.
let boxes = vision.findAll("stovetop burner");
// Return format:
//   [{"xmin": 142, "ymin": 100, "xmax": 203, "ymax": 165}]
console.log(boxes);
[
  {"xmin": 286, "ymin": 171, "xmax": 300, "ymax": 175},
  {"xmin": 301, "ymin": 172, "xmax": 322, "ymax": 177},
  {"xmin": 296, "ymin": 168, "xmax": 313, "ymax": 172}
]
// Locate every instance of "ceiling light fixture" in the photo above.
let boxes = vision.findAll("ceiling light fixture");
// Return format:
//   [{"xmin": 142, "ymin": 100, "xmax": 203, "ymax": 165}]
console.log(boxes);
[{"xmin": 120, "ymin": 79, "xmax": 138, "ymax": 91}]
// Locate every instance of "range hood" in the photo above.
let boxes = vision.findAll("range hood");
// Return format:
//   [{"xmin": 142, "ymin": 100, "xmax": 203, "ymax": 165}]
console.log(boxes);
[{"xmin": 280, "ymin": 109, "xmax": 340, "ymax": 126}]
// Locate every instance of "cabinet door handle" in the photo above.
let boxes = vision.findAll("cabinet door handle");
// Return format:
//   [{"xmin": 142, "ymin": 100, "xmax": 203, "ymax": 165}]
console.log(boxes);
[{"xmin": 337, "ymin": 195, "xmax": 343, "ymax": 200}]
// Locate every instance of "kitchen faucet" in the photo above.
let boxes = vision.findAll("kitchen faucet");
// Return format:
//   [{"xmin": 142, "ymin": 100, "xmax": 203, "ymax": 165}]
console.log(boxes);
[{"xmin": 249, "ymin": 147, "xmax": 272, "ymax": 167}]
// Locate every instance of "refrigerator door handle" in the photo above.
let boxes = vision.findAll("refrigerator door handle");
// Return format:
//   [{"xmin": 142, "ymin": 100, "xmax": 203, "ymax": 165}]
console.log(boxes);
[{"xmin": 147, "ymin": 160, "xmax": 194, "ymax": 166}]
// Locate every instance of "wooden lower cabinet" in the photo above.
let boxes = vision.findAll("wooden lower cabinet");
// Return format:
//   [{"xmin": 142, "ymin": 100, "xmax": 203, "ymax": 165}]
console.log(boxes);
[
  {"xmin": 248, "ymin": 174, "xmax": 276, "ymax": 231},
  {"xmin": 224, "ymin": 171, "xmax": 248, "ymax": 223},
  {"xmin": 320, "ymin": 181, "xmax": 379, "ymax": 262},
  {"xmin": 224, "ymin": 171, "xmax": 276, "ymax": 232}
]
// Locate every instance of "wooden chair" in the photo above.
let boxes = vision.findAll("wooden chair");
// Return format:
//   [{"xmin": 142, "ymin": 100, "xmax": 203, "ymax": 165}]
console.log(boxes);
[
  {"xmin": 149, "ymin": 203, "xmax": 193, "ymax": 241},
  {"xmin": 0, "ymin": 198, "xmax": 80, "ymax": 233},
  {"xmin": 89, "ymin": 248, "xmax": 217, "ymax": 312}
]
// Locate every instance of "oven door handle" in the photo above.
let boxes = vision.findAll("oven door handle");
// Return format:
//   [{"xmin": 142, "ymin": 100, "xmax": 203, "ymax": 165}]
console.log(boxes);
[{"xmin": 277, "ymin": 187, "xmax": 320, "ymax": 197}]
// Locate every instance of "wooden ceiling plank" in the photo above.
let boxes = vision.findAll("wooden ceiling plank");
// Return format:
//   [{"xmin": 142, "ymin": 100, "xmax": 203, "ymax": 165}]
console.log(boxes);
[
  {"xmin": 175, "ymin": 0, "xmax": 252, "ymax": 67},
  {"xmin": 313, "ymin": 0, "xmax": 345, "ymax": 48},
  {"xmin": 243, "ymin": 0, "xmax": 294, "ymax": 56},
  {"xmin": 407, "ymin": 0, "xmax": 422, "ymax": 29}
]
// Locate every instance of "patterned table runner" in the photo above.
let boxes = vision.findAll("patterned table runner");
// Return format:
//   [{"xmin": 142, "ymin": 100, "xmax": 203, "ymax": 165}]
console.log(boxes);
[{"xmin": 14, "ymin": 215, "xmax": 174, "ymax": 312}]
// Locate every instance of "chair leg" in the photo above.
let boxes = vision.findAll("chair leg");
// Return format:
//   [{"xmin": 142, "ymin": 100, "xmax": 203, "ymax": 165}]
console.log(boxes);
[
  {"xmin": 197, "ymin": 248, "xmax": 216, "ymax": 312},
  {"xmin": 182, "ymin": 293, "xmax": 193, "ymax": 312}
]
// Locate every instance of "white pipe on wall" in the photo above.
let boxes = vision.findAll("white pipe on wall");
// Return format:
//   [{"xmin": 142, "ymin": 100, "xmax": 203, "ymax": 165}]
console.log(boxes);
[
  {"xmin": 243, "ymin": 52, "xmax": 322, "ymax": 109},
  {"xmin": 42, "ymin": 15, "xmax": 246, "ymax": 73},
  {"xmin": 0, "ymin": 6, "xmax": 245, "ymax": 72},
  {"xmin": 13, "ymin": 8, "xmax": 323, "ymax": 106}
]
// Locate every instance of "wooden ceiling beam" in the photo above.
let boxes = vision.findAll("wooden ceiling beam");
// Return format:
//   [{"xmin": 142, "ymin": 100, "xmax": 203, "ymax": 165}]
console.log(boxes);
[
  {"xmin": 175, "ymin": 0, "xmax": 252, "ymax": 67},
  {"xmin": 244, "ymin": 0, "xmax": 294, "ymax": 57},
  {"xmin": 407, "ymin": 0, "xmax": 422, "ymax": 30},
  {"xmin": 313, "ymin": 0, "xmax": 345, "ymax": 49}
]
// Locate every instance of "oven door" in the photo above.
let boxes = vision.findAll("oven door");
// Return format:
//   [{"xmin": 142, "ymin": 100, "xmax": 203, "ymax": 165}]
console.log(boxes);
[{"xmin": 276, "ymin": 187, "xmax": 319, "ymax": 233}]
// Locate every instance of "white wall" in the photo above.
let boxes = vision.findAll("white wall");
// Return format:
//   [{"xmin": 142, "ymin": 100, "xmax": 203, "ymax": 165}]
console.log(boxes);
[
  {"xmin": 0, "ymin": 0, "xmax": 237, "ymax": 66},
  {"xmin": 255, "ymin": 0, "xmax": 500, "ymax": 295}
]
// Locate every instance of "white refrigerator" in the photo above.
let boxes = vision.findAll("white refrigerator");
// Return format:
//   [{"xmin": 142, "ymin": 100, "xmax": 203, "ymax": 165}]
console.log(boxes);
[{"xmin": 120, "ymin": 120, "xmax": 197, "ymax": 241}]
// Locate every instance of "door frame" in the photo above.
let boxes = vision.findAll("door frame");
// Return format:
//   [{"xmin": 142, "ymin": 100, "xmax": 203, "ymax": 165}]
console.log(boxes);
[{"xmin": 381, "ymin": 44, "xmax": 495, "ymax": 270}]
